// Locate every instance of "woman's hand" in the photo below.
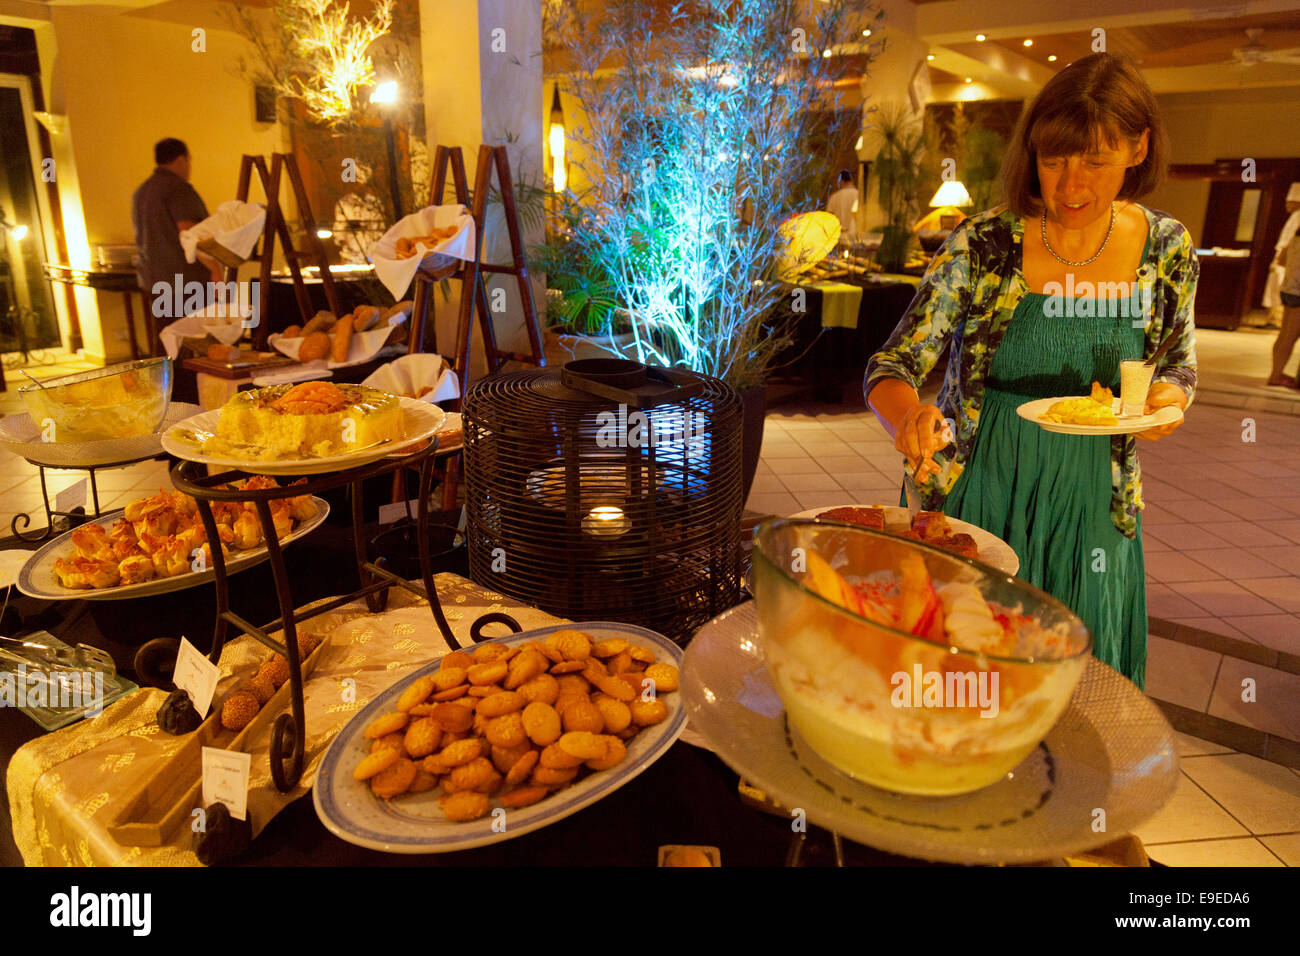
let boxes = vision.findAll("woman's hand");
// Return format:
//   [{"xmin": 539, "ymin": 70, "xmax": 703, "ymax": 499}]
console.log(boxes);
[
  {"xmin": 1136, "ymin": 382, "xmax": 1188, "ymax": 441},
  {"xmin": 895, "ymin": 404, "xmax": 949, "ymax": 481}
]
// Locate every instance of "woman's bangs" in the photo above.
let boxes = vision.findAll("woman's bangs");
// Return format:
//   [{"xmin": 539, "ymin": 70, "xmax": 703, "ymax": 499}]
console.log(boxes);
[{"xmin": 1030, "ymin": 111, "xmax": 1119, "ymax": 159}]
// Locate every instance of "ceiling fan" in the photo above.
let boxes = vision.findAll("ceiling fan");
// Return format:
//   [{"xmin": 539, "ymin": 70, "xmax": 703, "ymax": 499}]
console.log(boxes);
[{"xmin": 1224, "ymin": 28, "xmax": 1300, "ymax": 68}]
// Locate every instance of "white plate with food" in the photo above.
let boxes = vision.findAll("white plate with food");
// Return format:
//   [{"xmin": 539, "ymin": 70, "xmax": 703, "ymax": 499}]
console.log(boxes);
[
  {"xmin": 16, "ymin": 490, "xmax": 329, "ymax": 602},
  {"xmin": 682, "ymin": 601, "xmax": 1178, "ymax": 865},
  {"xmin": 313, "ymin": 622, "xmax": 686, "ymax": 854},
  {"xmin": 790, "ymin": 504, "xmax": 1020, "ymax": 576},
  {"xmin": 161, "ymin": 383, "xmax": 445, "ymax": 476},
  {"xmin": 1017, "ymin": 395, "xmax": 1182, "ymax": 436}
]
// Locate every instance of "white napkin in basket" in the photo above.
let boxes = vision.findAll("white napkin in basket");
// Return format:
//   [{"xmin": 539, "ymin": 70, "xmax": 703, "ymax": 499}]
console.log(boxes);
[
  {"xmin": 370, "ymin": 205, "xmax": 476, "ymax": 300},
  {"xmin": 362, "ymin": 353, "xmax": 460, "ymax": 404},
  {"xmin": 180, "ymin": 200, "xmax": 266, "ymax": 263}
]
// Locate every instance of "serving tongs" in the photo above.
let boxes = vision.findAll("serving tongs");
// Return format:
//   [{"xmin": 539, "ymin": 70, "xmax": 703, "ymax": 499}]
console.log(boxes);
[{"xmin": 0, "ymin": 633, "xmax": 117, "ymax": 675}]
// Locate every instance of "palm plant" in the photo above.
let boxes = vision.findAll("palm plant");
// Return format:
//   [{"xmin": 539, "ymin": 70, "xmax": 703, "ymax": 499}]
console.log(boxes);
[{"xmin": 867, "ymin": 102, "xmax": 925, "ymax": 273}]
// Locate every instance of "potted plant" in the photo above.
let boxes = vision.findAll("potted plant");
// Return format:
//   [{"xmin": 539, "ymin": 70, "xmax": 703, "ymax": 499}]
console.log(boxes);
[
  {"xmin": 547, "ymin": 0, "xmax": 881, "ymax": 499},
  {"xmin": 868, "ymin": 102, "xmax": 926, "ymax": 274}
]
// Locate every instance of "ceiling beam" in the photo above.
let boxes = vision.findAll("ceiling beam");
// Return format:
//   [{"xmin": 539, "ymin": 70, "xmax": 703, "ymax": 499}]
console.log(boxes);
[{"xmin": 916, "ymin": 0, "xmax": 1300, "ymax": 44}]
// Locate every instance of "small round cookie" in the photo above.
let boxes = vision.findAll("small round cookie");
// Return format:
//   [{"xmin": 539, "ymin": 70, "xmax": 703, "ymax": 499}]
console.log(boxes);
[
  {"xmin": 467, "ymin": 661, "xmax": 508, "ymax": 685},
  {"xmin": 430, "ymin": 702, "xmax": 473, "ymax": 733},
  {"xmin": 371, "ymin": 731, "xmax": 406, "ymax": 754},
  {"xmin": 364, "ymin": 711, "xmax": 409, "ymax": 739},
  {"xmin": 370, "ymin": 757, "xmax": 418, "ymax": 799},
  {"xmin": 440, "ymin": 791, "xmax": 490, "ymax": 822},
  {"xmin": 538, "ymin": 742, "xmax": 584, "ymax": 770},
  {"xmin": 433, "ymin": 667, "xmax": 467, "ymax": 692},
  {"xmin": 403, "ymin": 717, "xmax": 442, "ymax": 758},
  {"xmin": 499, "ymin": 785, "xmax": 549, "ymax": 808},
  {"xmin": 505, "ymin": 749, "xmax": 540, "ymax": 786},
  {"xmin": 354, "ymin": 747, "xmax": 400, "ymax": 781},
  {"xmin": 532, "ymin": 765, "xmax": 578, "ymax": 786},
  {"xmin": 441, "ymin": 650, "xmax": 475, "ymax": 671},
  {"xmin": 477, "ymin": 690, "xmax": 525, "ymax": 717},
  {"xmin": 516, "ymin": 673, "xmax": 560, "ymax": 705},
  {"xmin": 407, "ymin": 769, "xmax": 439, "ymax": 794},
  {"xmin": 630, "ymin": 697, "xmax": 669, "ymax": 726},
  {"xmin": 557, "ymin": 731, "xmax": 606, "ymax": 761},
  {"xmin": 485, "ymin": 712, "xmax": 527, "ymax": 749},
  {"xmin": 643, "ymin": 663, "xmax": 679, "ymax": 693},
  {"xmin": 522, "ymin": 702, "xmax": 562, "ymax": 747},
  {"xmin": 438, "ymin": 737, "xmax": 484, "ymax": 767},
  {"xmin": 397, "ymin": 675, "xmax": 437, "ymax": 712},
  {"xmin": 561, "ymin": 699, "xmax": 604, "ymax": 734},
  {"xmin": 585, "ymin": 736, "xmax": 627, "ymax": 771}
]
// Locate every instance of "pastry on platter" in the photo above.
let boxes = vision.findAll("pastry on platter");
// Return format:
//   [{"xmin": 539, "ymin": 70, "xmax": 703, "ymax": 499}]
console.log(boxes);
[{"xmin": 205, "ymin": 381, "xmax": 405, "ymax": 460}]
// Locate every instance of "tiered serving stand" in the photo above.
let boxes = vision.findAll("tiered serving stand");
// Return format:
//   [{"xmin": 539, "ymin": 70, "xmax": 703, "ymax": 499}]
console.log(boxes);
[{"xmin": 165, "ymin": 432, "xmax": 473, "ymax": 792}]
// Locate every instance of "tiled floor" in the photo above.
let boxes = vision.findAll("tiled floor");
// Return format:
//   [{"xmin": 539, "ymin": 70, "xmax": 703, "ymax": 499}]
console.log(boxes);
[{"xmin": 1133, "ymin": 733, "xmax": 1300, "ymax": 866}]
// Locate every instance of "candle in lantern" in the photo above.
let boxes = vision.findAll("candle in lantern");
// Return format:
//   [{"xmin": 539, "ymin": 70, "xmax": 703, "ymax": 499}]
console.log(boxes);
[{"xmin": 583, "ymin": 505, "xmax": 630, "ymax": 537}]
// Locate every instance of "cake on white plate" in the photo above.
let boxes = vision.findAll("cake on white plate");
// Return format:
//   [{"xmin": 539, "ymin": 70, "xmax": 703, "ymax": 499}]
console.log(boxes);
[{"xmin": 205, "ymin": 381, "xmax": 405, "ymax": 460}]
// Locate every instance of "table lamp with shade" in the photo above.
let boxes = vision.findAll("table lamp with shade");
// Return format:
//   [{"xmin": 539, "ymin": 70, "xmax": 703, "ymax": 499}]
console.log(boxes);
[{"xmin": 916, "ymin": 180, "xmax": 973, "ymax": 251}]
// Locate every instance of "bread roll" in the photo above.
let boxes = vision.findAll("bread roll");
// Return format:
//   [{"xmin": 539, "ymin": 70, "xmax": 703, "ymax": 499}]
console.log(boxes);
[
  {"xmin": 299, "ymin": 331, "xmax": 331, "ymax": 362},
  {"xmin": 331, "ymin": 315, "xmax": 355, "ymax": 363},
  {"xmin": 207, "ymin": 344, "xmax": 238, "ymax": 362},
  {"xmin": 353, "ymin": 305, "xmax": 382, "ymax": 331},
  {"xmin": 302, "ymin": 310, "xmax": 337, "ymax": 335},
  {"xmin": 382, "ymin": 300, "xmax": 414, "ymax": 323},
  {"xmin": 282, "ymin": 324, "xmax": 302, "ymax": 339}
]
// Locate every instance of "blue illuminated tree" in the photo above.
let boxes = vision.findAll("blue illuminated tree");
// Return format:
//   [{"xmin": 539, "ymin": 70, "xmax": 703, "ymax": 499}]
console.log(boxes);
[{"xmin": 552, "ymin": 0, "xmax": 881, "ymax": 389}]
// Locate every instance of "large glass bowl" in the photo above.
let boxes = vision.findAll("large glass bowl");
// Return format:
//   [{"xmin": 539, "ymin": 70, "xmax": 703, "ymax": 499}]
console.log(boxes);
[
  {"xmin": 19, "ymin": 358, "xmax": 172, "ymax": 443},
  {"xmin": 751, "ymin": 519, "xmax": 1092, "ymax": 796}
]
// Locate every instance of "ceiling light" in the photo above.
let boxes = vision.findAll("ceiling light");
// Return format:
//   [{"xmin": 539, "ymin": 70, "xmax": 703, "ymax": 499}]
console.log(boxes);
[
  {"xmin": 1023, "ymin": 39, "xmax": 1033, "ymax": 47},
  {"xmin": 976, "ymin": 34, "xmax": 986, "ymax": 42},
  {"xmin": 822, "ymin": 49, "xmax": 832, "ymax": 58},
  {"xmin": 1048, "ymin": 55, "xmax": 1057, "ymax": 62},
  {"xmin": 964, "ymin": 77, "xmax": 972, "ymax": 83},
  {"xmin": 862, "ymin": 29, "xmax": 871, "ymax": 37},
  {"xmin": 926, "ymin": 54, "xmax": 935, "ymax": 61},
  {"xmin": 316, "ymin": 227, "xmax": 333, "ymax": 239}
]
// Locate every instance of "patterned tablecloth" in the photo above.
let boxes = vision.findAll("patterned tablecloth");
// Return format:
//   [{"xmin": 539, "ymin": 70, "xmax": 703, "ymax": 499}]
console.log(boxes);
[{"xmin": 5, "ymin": 573, "xmax": 566, "ymax": 866}]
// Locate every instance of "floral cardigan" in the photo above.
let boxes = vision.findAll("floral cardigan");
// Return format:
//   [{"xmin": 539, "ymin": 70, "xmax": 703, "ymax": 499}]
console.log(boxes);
[{"xmin": 864, "ymin": 204, "xmax": 1199, "ymax": 539}]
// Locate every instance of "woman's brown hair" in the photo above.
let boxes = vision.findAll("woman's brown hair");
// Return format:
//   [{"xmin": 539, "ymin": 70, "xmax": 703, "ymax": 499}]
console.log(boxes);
[{"xmin": 1000, "ymin": 53, "xmax": 1168, "ymax": 218}]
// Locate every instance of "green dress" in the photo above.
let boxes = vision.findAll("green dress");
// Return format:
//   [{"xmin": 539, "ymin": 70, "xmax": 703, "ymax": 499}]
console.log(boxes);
[{"xmin": 942, "ymin": 292, "xmax": 1149, "ymax": 688}]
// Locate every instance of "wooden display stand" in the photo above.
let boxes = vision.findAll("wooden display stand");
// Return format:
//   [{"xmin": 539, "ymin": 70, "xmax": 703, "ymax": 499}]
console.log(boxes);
[
  {"xmin": 404, "ymin": 144, "xmax": 546, "ymax": 509},
  {"xmin": 224, "ymin": 153, "xmax": 341, "ymax": 349}
]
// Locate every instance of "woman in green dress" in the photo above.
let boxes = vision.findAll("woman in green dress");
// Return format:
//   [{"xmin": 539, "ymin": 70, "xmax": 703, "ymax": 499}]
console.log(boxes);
[{"xmin": 865, "ymin": 54, "xmax": 1198, "ymax": 689}]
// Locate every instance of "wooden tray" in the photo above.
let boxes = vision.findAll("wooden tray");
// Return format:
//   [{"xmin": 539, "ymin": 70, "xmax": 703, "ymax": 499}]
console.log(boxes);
[{"xmin": 105, "ymin": 635, "xmax": 330, "ymax": 847}]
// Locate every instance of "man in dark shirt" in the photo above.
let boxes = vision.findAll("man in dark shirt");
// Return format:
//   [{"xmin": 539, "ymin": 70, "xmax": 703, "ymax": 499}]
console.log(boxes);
[{"xmin": 131, "ymin": 138, "xmax": 214, "ymax": 326}]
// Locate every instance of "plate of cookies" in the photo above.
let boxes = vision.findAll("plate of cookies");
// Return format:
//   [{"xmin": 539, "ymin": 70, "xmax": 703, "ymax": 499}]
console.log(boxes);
[{"xmin": 312, "ymin": 622, "xmax": 686, "ymax": 853}]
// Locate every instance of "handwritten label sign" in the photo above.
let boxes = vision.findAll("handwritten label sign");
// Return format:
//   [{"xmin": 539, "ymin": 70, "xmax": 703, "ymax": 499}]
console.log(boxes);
[
  {"xmin": 201, "ymin": 747, "xmax": 251, "ymax": 821},
  {"xmin": 173, "ymin": 637, "xmax": 220, "ymax": 718}
]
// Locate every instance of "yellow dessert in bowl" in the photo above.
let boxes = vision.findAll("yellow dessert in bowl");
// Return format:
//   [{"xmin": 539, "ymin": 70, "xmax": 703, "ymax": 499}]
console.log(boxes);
[
  {"xmin": 751, "ymin": 519, "xmax": 1091, "ymax": 796},
  {"xmin": 205, "ymin": 381, "xmax": 404, "ymax": 460},
  {"xmin": 19, "ymin": 358, "xmax": 172, "ymax": 443}
]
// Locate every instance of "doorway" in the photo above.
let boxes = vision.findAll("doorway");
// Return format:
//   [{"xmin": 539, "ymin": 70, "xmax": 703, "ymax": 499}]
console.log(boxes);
[{"xmin": 0, "ymin": 76, "xmax": 59, "ymax": 360}]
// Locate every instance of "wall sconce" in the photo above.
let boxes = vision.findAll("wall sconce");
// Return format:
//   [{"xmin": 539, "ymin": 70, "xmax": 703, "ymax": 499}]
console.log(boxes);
[{"xmin": 549, "ymin": 85, "xmax": 566, "ymax": 193}]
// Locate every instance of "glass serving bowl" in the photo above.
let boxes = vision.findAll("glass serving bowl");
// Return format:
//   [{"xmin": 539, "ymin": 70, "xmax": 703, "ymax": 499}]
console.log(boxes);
[
  {"xmin": 751, "ymin": 519, "xmax": 1092, "ymax": 796},
  {"xmin": 19, "ymin": 358, "xmax": 172, "ymax": 443}
]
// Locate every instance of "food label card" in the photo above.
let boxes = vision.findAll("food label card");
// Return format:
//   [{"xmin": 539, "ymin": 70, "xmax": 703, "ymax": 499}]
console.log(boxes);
[
  {"xmin": 378, "ymin": 499, "xmax": 420, "ymax": 526},
  {"xmin": 173, "ymin": 637, "xmax": 220, "ymax": 717},
  {"xmin": 201, "ymin": 748, "xmax": 251, "ymax": 821},
  {"xmin": 55, "ymin": 479, "xmax": 88, "ymax": 516}
]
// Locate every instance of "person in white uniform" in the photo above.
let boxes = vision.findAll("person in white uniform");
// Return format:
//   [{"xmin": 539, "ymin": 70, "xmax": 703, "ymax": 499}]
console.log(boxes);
[
  {"xmin": 826, "ymin": 169, "xmax": 859, "ymax": 243},
  {"xmin": 1264, "ymin": 182, "xmax": 1300, "ymax": 337}
]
